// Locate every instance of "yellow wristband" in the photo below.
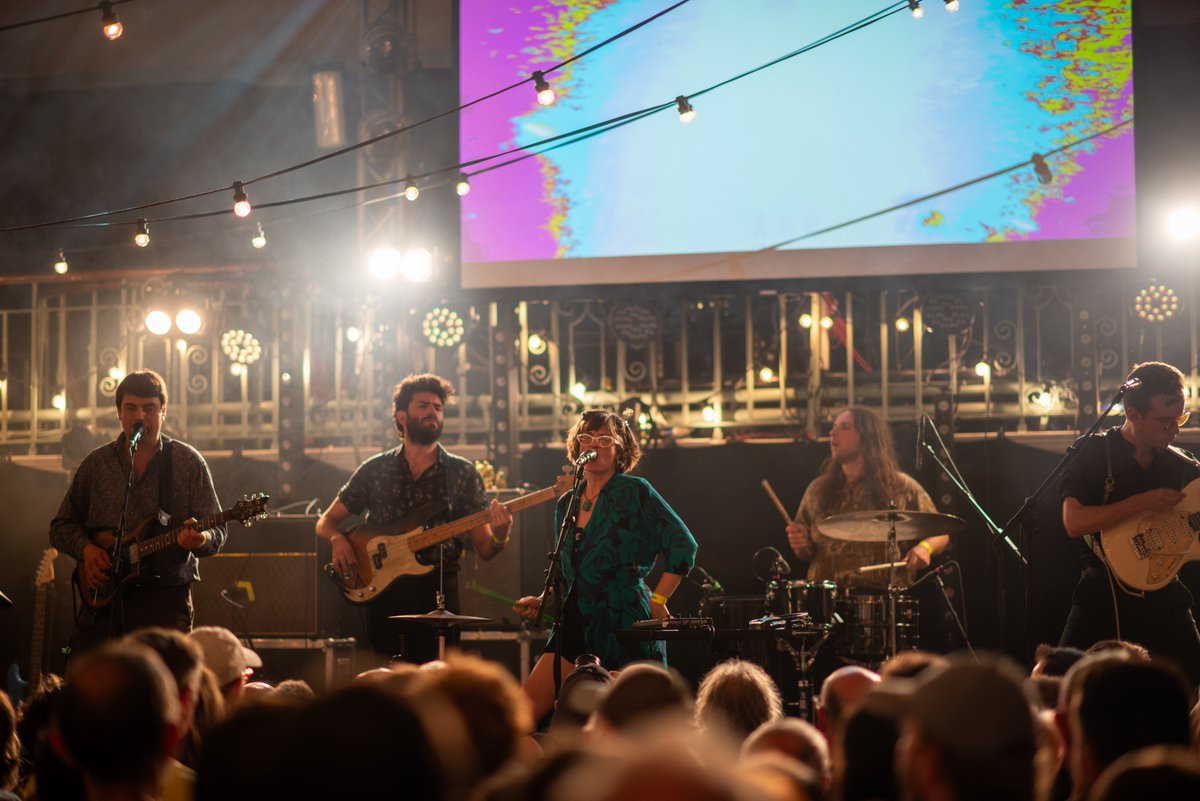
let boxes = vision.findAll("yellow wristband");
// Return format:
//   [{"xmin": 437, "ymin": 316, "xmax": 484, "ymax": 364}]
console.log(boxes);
[
  {"xmin": 491, "ymin": 533, "xmax": 510, "ymax": 548},
  {"xmin": 651, "ymin": 592, "xmax": 669, "ymax": 606},
  {"xmin": 918, "ymin": 540, "xmax": 933, "ymax": 555}
]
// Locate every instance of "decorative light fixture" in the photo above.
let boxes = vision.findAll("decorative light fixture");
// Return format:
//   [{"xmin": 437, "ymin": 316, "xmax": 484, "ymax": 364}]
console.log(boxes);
[
  {"xmin": 1027, "ymin": 387, "xmax": 1055, "ymax": 410},
  {"xmin": 145, "ymin": 310, "xmax": 172, "ymax": 336},
  {"xmin": 53, "ymin": 249, "xmax": 68, "ymax": 275},
  {"xmin": 220, "ymin": 329, "xmax": 263, "ymax": 365},
  {"xmin": 1031, "ymin": 153, "xmax": 1053, "ymax": 185},
  {"xmin": 943, "ymin": 0, "xmax": 960, "ymax": 11},
  {"xmin": 232, "ymin": 181, "xmax": 252, "ymax": 217},
  {"xmin": 230, "ymin": 362, "xmax": 246, "ymax": 377},
  {"xmin": 974, "ymin": 360, "xmax": 991, "ymax": 378},
  {"xmin": 107, "ymin": 366, "xmax": 125, "ymax": 381},
  {"xmin": 532, "ymin": 71, "xmax": 556, "ymax": 106},
  {"xmin": 895, "ymin": 317, "xmax": 911, "ymax": 332},
  {"xmin": 403, "ymin": 175, "xmax": 419, "ymax": 202},
  {"xmin": 570, "ymin": 382, "xmax": 588, "ymax": 402},
  {"xmin": 345, "ymin": 326, "xmax": 362, "ymax": 343},
  {"xmin": 100, "ymin": 1, "xmax": 123, "ymax": 40},
  {"xmin": 819, "ymin": 316, "xmax": 834, "ymax": 330},
  {"xmin": 908, "ymin": 0, "xmax": 924, "ymax": 18},
  {"xmin": 455, "ymin": 174, "xmax": 471, "ymax": 197},
  {"xmin": 1166, "ymin": 205, "xmax": 1200, "ymax": 242},
  {"xmin": 1134, "ymin": 283, "xmax": 1180, "ymax": 323},
  {"xmin": 527, "ymin": 333, "xmax": 547, "ymax": 355},
  {"xmin": 251, "ymin": 222, "xmax": 267, "ymax": 249},
  {"xmin": 799, "ymin": 313, "xmax": 813, "ymax": 329},
  {"xmin": 401, "ymin": 248, "xmax": 434, "ymax": 282},
  {"xmin": 175, "ymin": 308, "xmax": 203, "ymax": 336},
  {"xmin": 52, "ymin": 391, "xmax": 67, "ymax": 411},
  {"xmin": 758, "ymin": 366, "xmax": 776, "ymax": 383},
  {"xmin": 134, "ymin": 219, "xmax": 150, "ymax": 248},
  {"xmin": 675, "ymin": 96, "xmax": 695, "ymax": 124},
  {"xmin": 701, "ymin": 403, "xmax": 718, "ymax": 422},
  {"xmin": 422, "ymin": 307, "xmax": 465, "ymax": 348}
]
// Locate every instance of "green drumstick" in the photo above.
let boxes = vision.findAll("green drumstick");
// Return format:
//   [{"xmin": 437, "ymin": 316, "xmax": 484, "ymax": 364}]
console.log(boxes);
[{"xmin": 467, "ymin": 582, "xmax": 553, "ymax": 625}]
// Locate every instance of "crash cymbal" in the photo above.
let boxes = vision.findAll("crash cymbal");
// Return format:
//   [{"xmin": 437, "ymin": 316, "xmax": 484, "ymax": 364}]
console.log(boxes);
[
  {"xmin": 818, "ymin": 510, "xmax": 966, "ymax": 542},
  {"xmin": 389, "ymin": 608, "xmax": 494, "ymax": 626}
]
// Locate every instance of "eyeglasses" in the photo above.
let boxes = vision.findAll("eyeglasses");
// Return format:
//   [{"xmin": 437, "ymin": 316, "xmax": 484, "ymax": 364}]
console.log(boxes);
[
  {"xmin": 577, "ymin": 433, "xmax": 616, "ymax": 447},
  {"xmin": 1146, "ymin": 411, "xmax": 1190, "ymax": 430}
]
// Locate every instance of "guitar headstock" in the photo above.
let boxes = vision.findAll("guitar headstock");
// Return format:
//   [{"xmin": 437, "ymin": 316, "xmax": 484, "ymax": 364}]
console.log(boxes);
[
  {"xmin": 232, "ymin": 493, "xmax": 271, "ymax": 526},
  {"xmin": 553, "ymin": 473, "xmax": 575, "ymax": 496},
  {"xmin": 35, "ymin": 548, "xmax": 58, "ymax": 587}
]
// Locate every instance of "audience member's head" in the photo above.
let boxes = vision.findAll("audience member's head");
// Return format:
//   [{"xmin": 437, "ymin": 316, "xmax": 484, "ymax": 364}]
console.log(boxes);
[
  {"xmin": 836, "ymin": 703, "xmax": 901, "ymax": 801},
  {"xmin": 15, "ymin": 674, "xmax": 64, "ymax": 782},
  {"xmin": 1086, "ymin": 745, "xmax": 1200, "ymax": 801},
  {"xmin": 272, "ymin": 679, "xmax": 316, "ymax": 702},
  {"xmin": 124, "ymin": 627, "xmax": 205, "ymax": 750},
  {"xmin": 817, "ymin": 665, "xmax": 879, "ymax": 739},
  {"xmin": 1032, "ymin": 644, "xmax": 1085, "ymax": 677},
  {"xmin": 196, "ymin": 697, "xmax": 308, "ymax": 801},
  {"xmin": 187, "ymin": 627, "xmax": 262, "ymax": 705},
  {"xmin": 53, "ymin": 642, "xmax": 183, "ymax": 794},
  {"xmin": 546, "ymin": 657, "xmax": 613, "ymax": 751},
  {"xmin": 1085, "ymin": 640, "xmax": 1150, "ymax": 661},
  {"xmin": 879, "ymin": 650, "xmax": 949, "ymax": 679},
  {"xmin": 1029, "ymin": 674, "xmax": 1063, "ymax": 710},
  {"xmin": 0, "ymin": 692, "xmax": 18, "ymax": 792},
  {"xmin": 593, "ymin": 662, "xmax": 693, "ymax": 736},
  {"xmin": 694, "ymin": 659, "xmax": 783, "ymax": 741},
  {"xmin": 743, "ymin": 718, "xmax": 831, "ymax": 793},
  {"xmin": 733, "ymin": 753, "xmax": 821, "ymax": 801},
  {"xmin": 880, "ymin": 655, "xmax": 1038, "ymax": 801},
  {"xmin": 1066, "ymin": 656, "xmax": 1192, "ymax": 800}
]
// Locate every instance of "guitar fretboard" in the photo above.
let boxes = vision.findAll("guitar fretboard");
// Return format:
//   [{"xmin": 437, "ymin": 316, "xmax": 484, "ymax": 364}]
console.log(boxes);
[
  {"xmin": 130, "ymin": 508, "xmax": 244, "ymax": 558},
  {"xmin": 406, "ymin": 485, "xmax": 559, "ymax": 552}
]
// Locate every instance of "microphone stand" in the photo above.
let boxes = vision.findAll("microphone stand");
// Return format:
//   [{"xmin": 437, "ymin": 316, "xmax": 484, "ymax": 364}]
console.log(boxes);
[
  {"xmin": 539, "ymin": 461, "xmax": 588, "ymax": 702},
  {"xmin": 106, "ymin": 433, "xmax": 140, "ymax": 637},
  {"xmin": 912, "ymin": 562, "xmax": 976, "ymax": 659}
]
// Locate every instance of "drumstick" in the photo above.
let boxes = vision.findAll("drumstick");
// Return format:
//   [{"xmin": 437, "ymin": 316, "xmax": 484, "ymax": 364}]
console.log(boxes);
[
  {"xmin": 857, "ymin": 561, "xmax": 907, "ymax": 573},
  {"xmin": 761, "ymin": 479, "xmax": 793, "ymax": 524}
]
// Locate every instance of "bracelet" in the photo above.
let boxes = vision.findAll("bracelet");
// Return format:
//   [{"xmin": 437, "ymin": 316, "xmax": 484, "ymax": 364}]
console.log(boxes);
[
  {"xmin": 651, "ymin": 592, "xmax": 669, "ymax": 606},
  {"xmin": 918, "ymin": 540, "xmax": 933, "ymax": 555},
  {"xmin": 491, "ymin": 533, "xmax": 510, "ymax": 548}
]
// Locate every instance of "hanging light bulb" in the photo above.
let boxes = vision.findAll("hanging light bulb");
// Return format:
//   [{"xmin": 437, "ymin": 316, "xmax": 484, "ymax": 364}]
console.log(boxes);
[
  {"xmin": 134, "ymin": 219, "xmax": 150, "ymax": 248},
  {"xmin": 404, "ymin": 175, "xmax": 419, "ymax": 202},
  {"xmin": 1031, "ymin": 153, "xmax": 1053, "ymax": 185},
  {"xmin": 943, "ymin": 0, "xmax": 960, "ymax": 11},
  {"xmin": 908, "ymin": 0, "xmax": 924, "ymax": 18},
  {"xmin": 455, "ymin": 174, "xmax": 471, "ymax": 197},
  {"xmin": 232, "ymin": 181, "xmax": 252, "ymax": 217},
  {"xmin": 53, "ymin": 249, "xmax": 69, "ymax": 275},
  {"xmin": 532, "ymin": 70, "xmax": 555, "ymax": 106},
  {"xmin": 100, "ymin": 1, "xmax": 123, "ymax": 40},
  {"xmin": 251, "ymin": 222, "xmax": 267, "ymax": 249},
  {"xmin": 675, "ymin": 96, "xmax": 696, "ymax": 124}
]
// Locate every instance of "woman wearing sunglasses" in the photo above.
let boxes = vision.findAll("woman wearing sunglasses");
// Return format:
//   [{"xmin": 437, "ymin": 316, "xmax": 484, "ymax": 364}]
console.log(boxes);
[{"xmin": 515, "ymin": 409, "xmax": 697, "ymax": 721}]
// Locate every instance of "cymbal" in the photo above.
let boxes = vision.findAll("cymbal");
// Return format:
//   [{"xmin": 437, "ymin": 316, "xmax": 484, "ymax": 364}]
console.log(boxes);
[
  {"xmin": 818, "ymin": 510, "xmax": 966, "ymax": 543},
  {"xmin": 389, "ymin": 608, "xmax": 494, "ymax": 627}
]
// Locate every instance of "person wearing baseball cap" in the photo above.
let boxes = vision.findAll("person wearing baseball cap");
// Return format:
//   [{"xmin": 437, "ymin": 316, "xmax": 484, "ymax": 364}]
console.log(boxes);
[{"xmin": 187, "ymin": 626, "xmax": 262, "ymax": 705}]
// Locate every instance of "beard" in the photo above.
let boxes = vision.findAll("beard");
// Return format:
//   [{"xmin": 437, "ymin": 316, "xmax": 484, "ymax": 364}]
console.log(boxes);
[{"xmin": 405, "ymin": 417, "xmax": 443, "ymax": 445}]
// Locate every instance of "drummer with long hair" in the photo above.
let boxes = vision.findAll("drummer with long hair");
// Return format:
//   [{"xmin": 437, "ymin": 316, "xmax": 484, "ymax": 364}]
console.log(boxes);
[
  {"xmin": 786, "ymin": 406, "xmax": 949, "ymax": 586},
  {"xmin": 514, "ymin": 409, "xmax": 697, "ymax": 720}
]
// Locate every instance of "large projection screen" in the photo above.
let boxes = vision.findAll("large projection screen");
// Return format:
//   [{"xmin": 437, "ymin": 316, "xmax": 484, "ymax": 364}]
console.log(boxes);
[{"xmin": 459, "ymin": 1, "xmax": 1134, "ymax": 288}]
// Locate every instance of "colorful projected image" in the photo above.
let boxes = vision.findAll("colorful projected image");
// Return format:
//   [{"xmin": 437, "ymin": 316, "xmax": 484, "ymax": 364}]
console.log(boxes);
[{"xmin": 459, "ymin": 1, "xmax": 1133, "ymax": 276}]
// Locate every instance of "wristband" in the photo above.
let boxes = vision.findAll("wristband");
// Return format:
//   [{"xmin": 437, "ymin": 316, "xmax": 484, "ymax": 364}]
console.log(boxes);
[
  {"xmin": 491, "ymin": 533, "xmax": 510, "ymax": 548},
  {"xmin": 918, "ymin": 540, "xmax": 933, "ymax": 555},
  {"xmin": 651, "ymin": 592, "xmax": 669, "ymax": 606}
]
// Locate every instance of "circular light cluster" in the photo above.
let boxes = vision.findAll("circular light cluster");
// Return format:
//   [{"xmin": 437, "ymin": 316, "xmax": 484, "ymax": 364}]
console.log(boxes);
[
  {"xmin": 422, "ymin": 308, "xmax": 464, "ymax": 347},
  {"xmin": 1134, "ymin": 284, "xmax": 1180, "ymax": 322},
  {"xmin": 221, "ymin": 329, "xmax": 263, "ymax": 365}
]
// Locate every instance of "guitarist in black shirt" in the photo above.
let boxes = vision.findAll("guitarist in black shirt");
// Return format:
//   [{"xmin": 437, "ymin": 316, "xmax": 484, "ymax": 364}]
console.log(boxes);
[{"xmin": 1060, "ymin": 361, "xmax": 1200, "ymax": 686}]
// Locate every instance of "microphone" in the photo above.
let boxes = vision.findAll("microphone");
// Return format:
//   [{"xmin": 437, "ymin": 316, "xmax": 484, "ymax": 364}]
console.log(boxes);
[
  {"xmin": 692, "ymin": 565, "xmax": 723, "ymax": 593},
  {"xmin": 574, "ymin": 449, "xmax": 598, "ymax": 466},
  {"xmin": 769, "ymin": 549, "xmax": 792, "ymax": 578},
  {"xmin": 1120, "ymin": 377, "xmax": 1142, "ymax": 391},
  {"xmin": 915, "ymin": 414, "xmax": 925, "ymax": 470},
  {"xmin": 128, "ymin": 421, "xmax": 146, "ymax": 451},
  {"xmin": 912, "ymin": 563, "xmax": 950, "ymax": 588}
]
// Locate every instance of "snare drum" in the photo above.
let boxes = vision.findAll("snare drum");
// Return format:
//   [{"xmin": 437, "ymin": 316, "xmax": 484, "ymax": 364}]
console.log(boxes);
[
  {"xmin": 766, "ymin": 580, "xmax": 837, "ymax": 626},
  {"xmin": 834, "ymin": 588, "xmax": 919, "ymax": 661},
  {"xmin": 700, "ymin": 594, "xmax": 767, "ymax": 629}
]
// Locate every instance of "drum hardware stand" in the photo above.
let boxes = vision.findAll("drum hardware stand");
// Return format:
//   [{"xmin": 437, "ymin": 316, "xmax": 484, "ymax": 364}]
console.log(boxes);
[
  {"xmin": 776, "ymin": 626, "xmax": 833, "ymax": 722},
  {"xmin": 885, "ymin": 502, "xmax": 901, "ymax": 659}
]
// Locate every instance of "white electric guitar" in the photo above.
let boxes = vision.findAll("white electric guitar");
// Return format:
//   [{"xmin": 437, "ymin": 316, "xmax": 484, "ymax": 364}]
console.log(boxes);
[{"xmin": 1098, "ymin": 478, "xmax": 1200, "ymax": 591}]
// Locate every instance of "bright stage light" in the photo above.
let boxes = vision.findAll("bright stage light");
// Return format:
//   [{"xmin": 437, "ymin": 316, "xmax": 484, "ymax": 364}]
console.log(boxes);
[
  {"xmin": 345, "ymin": 326, "xmax": 362, "ymax": 343},
  {"xmin": 401, "ymin": 248, "xmax": 434, "ymax": 282},
  {"xmin": 799, "ymin": 314, "xmax": 813, "ymax": 329},
  {"xmin": 145, "ymin": 310, "xmax": 172, "ymax": 336},
  {"xmin": 1166, "ymin": 205, "xmax": 1200, "ymax": 242},
  {"xmin": 369, "ymin": 247, "xmax": 403, "ymax": 280},
  {"xmin": 819, "ymin": 316, "xmax": 834, "ymax": 330},
  {"xmin": 527, "ymin": 333, "xmax": 547, "ymax": 355},
  {"xmin": 52, "ymin": 392, "xmax": 67, "ymax": 411},
  {"xmin": 221, "ymin": 329, "xmax": 263, "ymax": 365},
  {"xmin": 570, "ymin": 382, "xmax": 588, "ymax": 402},
  {"xmin": 175, "ymin": 309, "xmax": 203, "ymax": 335},
  {"xmin": 975, "ymin": 360, "xmax": 991, "ymax": 378},
  {"xmin": 758, "ymin": 366, "xmax": 775, "ymax": 383},
  {"xmin": 895, "ymin": 317, "xmax": 911, "ymax": 332},
  {"xmin": 422, "ymin": 308, "xmax": 465, "ymax": 347}
]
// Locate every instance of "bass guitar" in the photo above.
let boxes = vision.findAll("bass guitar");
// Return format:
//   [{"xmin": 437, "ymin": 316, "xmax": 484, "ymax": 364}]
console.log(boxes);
[
  {"xmin": 74, "ymin": 494, "xmax": 270, "ymax": 610},
  {"xmin": 332, "ymin": 475, "xmax": 572, "ymax": 604},
  {"xmin": 5, "ymin": 547, "xmax": 57, "ymax": 704},
  {"xmin": 1098, "ymin": 478, "xmax": 1200, "ymax": 592}
]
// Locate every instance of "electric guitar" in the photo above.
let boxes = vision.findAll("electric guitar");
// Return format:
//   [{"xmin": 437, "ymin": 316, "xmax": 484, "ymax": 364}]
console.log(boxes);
[
  {"xmin": 74, "ymin": 494, "xmax": 270, "ymax": 610},
  {"xmin": 5, "ymin": 547, "xmax": 57, "ymax": 704},
  {"xmin": 1098, "ymin": 478, "xmax": 1200, "ymax": 591},
  {"xmin": 332, "ymin": 475, "xmax": 573, "ymax": 605}
]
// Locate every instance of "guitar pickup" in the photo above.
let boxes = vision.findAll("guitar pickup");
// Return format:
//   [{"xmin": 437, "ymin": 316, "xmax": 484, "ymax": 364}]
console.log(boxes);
[
  {"xmin": 372, "ymin": 543, "xmax": 388, "ymax": 570},
  {"xmin": 1130, "ymin": 533, "xmax": 1149, "ymax": 560}
]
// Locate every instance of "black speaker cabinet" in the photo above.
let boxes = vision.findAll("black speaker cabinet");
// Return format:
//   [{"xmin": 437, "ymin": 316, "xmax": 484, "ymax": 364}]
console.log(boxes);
[{"xmin": 459, "ymin": 490, "xmax": 556, "ymax": 626}]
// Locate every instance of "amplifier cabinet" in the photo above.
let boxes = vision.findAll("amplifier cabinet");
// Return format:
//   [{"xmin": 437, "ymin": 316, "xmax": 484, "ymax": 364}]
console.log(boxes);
[{"xmin": 192, "ymin": 552, "xmax": 318, "ymax": 637}]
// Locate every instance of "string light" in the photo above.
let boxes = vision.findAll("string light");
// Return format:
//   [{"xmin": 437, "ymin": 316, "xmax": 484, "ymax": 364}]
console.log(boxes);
[
  {"xmin": 675, "ymin": 96, "xmax": 695, "ymax": 124},
  {"xmin": 532, "ymin": 71, "xmax": 555, "ymax": 106},
  {"xmin": 232, "ymin": 181, "xmax": 252, "ymax": 217},
  {"xmin": 251, "ymin": 222, "xmax": 267, "ymax": 249},
  {"xmin": 455, "ymin": 174, "xmax": 471, "ymax": 197},
  {"xmin": 53, "ymin": 249, "xmax": 68, "ymax": 275},
  {"xmin": 134, "ymin": 219, "xmax": 150, "ymax": 247},
  {"xmin": 404, "ymin": 175, "xmax": 419, "ymax": 202},
  {"xmin": 100, "ymin": 1, "xmax": 122, "ymax": 41},
  {"xmin": 908, "ymin": 1, "xmax": 924, "ymax": 19},
  {"xmin": 1031, "ymin": 153, "xmax": 1053, "ymax": 185},
  {"xmin": 943, "ymin": 0, "xmax": 960, "ymax": 11}
]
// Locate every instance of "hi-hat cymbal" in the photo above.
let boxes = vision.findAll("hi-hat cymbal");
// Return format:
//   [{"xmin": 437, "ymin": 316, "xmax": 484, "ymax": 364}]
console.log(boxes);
[
  {"xmin": 389, "ymin": 608, "xmax": 494, "ymax": 627},
  {"xmin": 818, "ymin": 510, "xmax": 966, "ymax": 542}
]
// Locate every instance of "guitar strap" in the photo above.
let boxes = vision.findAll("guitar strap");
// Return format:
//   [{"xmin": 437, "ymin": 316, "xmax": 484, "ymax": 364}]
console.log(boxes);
[
  {"xmin": 157, "ymin": 436, "xmax": 174, "ymax": 526},
  {"xmin": 1088, "ymin": 430, "xmax": 1145, "ymax": 611}
]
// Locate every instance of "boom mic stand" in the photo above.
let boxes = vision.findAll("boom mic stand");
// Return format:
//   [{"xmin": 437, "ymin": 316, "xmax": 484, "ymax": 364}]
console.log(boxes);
[{"xmin": 539, "ymin": 462, "xmax": 588, "ymax": 701}]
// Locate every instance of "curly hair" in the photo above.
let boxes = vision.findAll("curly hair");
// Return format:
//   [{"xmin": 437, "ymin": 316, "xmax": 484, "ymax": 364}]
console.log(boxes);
[
  {"xmin": 566, "ymin": 409, "xmax": 641, "ymax": 473},
  {"xmin": 810, "ymin": 406, "xmax": 906, "ymax": 513},
  {"xmin": 391, "ymin": 373, "xmax": 455, "ymax": 434}
]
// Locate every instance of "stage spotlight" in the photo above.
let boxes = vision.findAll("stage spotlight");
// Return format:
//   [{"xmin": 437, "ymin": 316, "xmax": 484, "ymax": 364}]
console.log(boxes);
[
  {"xmin": 401, "ymin": 248, "xmax": 434, "ymax": 282},
  {"xmin": 455, "ymin": 174, "xmax": 471, "ymax": 197},
  {"xmin": 368, "ymin": 246, "xmax": 403, "ymax": 280},
  {"xmin": 422, "ymin": 307, "xmax": 465, "ymax": 348},
  {"xmin": 1166, "ymin": 205, "xmax": 1200, "ymax": 242},
  {"xmin": 570, "ymin": 382, "xmax": 588, "ymax": 402},
  {"xmin": 974, "ymin": 360, "xmax": 991, "ymax": 378},
  {"xmin": 100, "ymin": 1, "xmax": 123, "ymax": 40},
  {"xmin": 134, "ymin": 219, "xmax": 150, "ymax": 247},
  {"xmin": 799, "ymin": 313, "xmax": 813, "ymax": 329},
  {"xmin": 404, "ymin": 175, "xmax": 420, "ymax": 202},
  {"xmin": 220, "ymin": 329, "xmax": 263, "ymax": 365},
  {"xmin": 175, "ymin": 309, "xmax": 203, "ymax": 335},
  {"xmin": 675, "ymin": 96, "xmax": 696, "ymax": 124},
  {"xmin": 527, "ymin": 333, "xmax": 547, "ymax": 355},
  {"xmin": 1134, "ymin": 283, "xmax": 1180, "ymax": 322},
  {"xmin": 819, "ymin": 316, "xmax": 834, "ymax": 330},
  {"xmin": 251, "ymin": 222, "xmax": 267, "ymax": 249},
  {"xmin": 532, "ymin": 70, "xmax": 555, "ymax": 106},
  {"xmin": 895, "ymin": 317, "xmax": 911, "ymax": 332},
  {"xmin": 908, "ymin": 0, "xmax": 924, "ymax": 18},
  {"xmin": 758, "ymin": 366, "xmax": 775, "ymax": 383},
  {"xmin": 232, "ymin": 181, "xmax": 252, "ymax": 218},
  {"xmin": 944, "ymin": 0, "xmax": 960, "ymax": 11},
  {"xmin": 145, "ymin": 310, "xmax": 172, "ymax": 336},
  {"xmin": 53, "ymin": 249, "xmax": 69, "ymax": 275},
  {"xmin": 345, "ymin": 326, "xmax": 362, "ymax": 343},
  {"xmin": 52, "ymin": 392, "xmax": 67, "ymax": 411}
]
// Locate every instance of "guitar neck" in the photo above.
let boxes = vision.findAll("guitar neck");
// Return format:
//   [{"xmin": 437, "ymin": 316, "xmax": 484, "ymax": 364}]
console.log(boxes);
[
  {"xmin": 406, "ymin": 485, "xmax": 559, "ymax": 552},
  {"xmin": 134, "ymin": 508, "xmax": 238, "ymax": 557},
  {"xmin": 29, "ymin": 586, "xmax": 49, "ymax": 683}
]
